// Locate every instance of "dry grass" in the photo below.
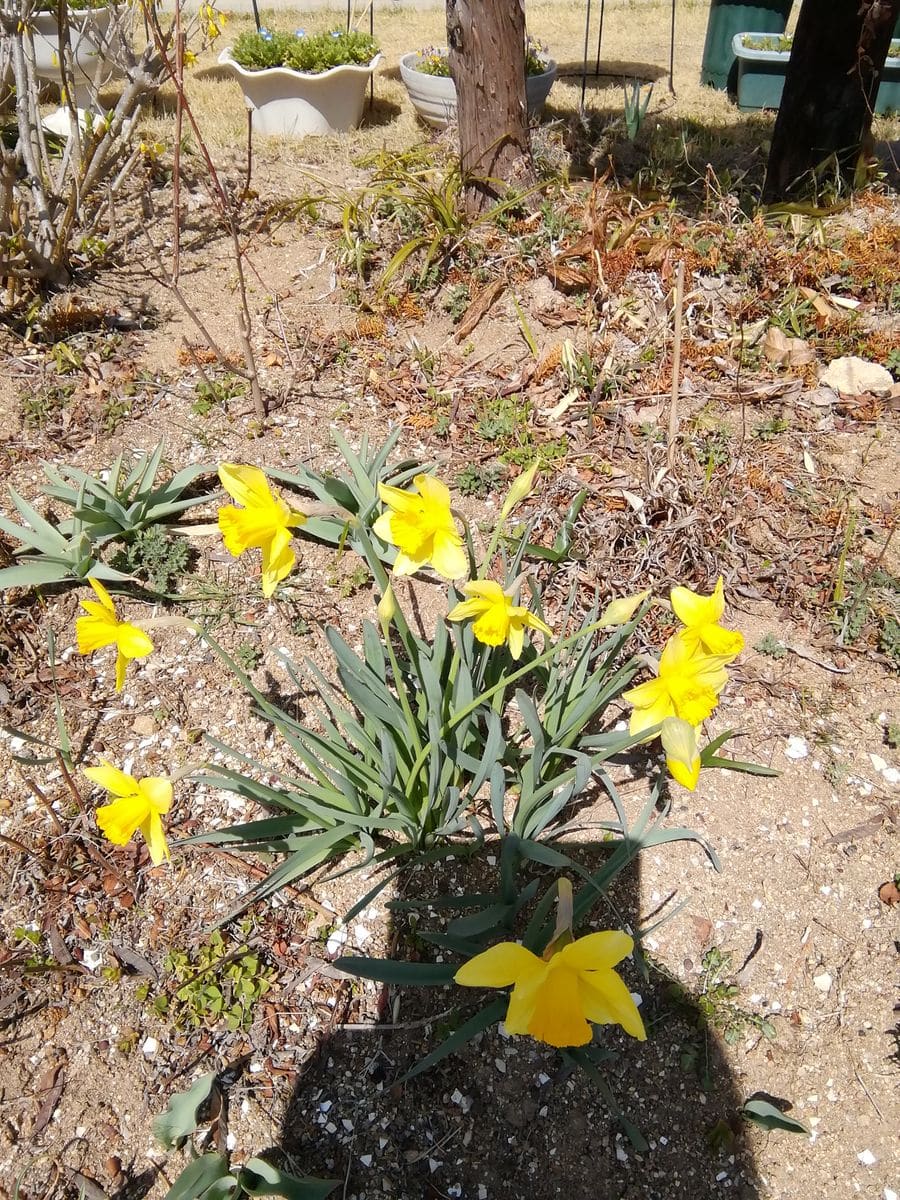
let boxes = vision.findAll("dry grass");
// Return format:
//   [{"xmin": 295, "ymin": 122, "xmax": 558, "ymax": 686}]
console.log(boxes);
[{"xmin": 132, "ymin": 0, "xmax": 900, "ymax": 186}]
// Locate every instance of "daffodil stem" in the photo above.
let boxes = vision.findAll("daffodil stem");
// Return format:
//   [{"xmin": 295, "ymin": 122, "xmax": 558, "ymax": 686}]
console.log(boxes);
[
  {"xmin": 403, "ymin": 612, "xmax": 613, "ymax": 804},
  {"xmin": 383, "ymin": 632, "xmax": 425, "ymax": 768}
]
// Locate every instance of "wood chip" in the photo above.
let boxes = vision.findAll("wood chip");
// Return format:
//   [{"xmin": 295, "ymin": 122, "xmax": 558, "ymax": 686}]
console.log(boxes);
[{"xmin": 454, "ymin": 280, "xmax": 506, "ymax": 342}]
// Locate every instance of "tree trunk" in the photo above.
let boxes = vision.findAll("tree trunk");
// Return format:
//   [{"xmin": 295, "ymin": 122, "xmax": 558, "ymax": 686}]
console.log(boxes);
[
  {"xmin": 446, "ymin": 0, "xmax": 535, "ymax": 215},
  {"xmin": 763, "ymin": 0, "xmax": 900, "ymax": 201}
]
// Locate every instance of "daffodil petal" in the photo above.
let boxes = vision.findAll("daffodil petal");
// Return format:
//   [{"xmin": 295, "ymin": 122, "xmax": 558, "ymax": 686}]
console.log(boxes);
[
  {"xmin": 579, "ymin": 969, "xmax": 646, "ymax": 1040},
  {"xmin": 376, "ymin": 482, "xmax": 422, "ymax": 514},
  {"xmin": 454, "ymin": 941, "xmax": 544, "ymax": 988},
  {"xmin": 507, "ymin": 620, "xmax": 525, "ymax": 660},
  {"xmin": 671, "ymin": 578, "xmax": 724, "ymax": 627},
  {"xmin": 86, "ymin": 576, "xmax": 116, "ymax": 613},
  {"xmin": 260, "ymin": 525, "xmax": 295, "ymax": 597},
  {"xmin": 461, "ymin": 580, "xmax": 507, "ymax": 603},
  {"xmin": 428, "ymin": 530, "xmax": 467, "ymax": 581},
  {"xmin": 446, "ymin": 597, "xmax": 489, "ymax": 622},
  {"xmin": 391, "ymin": 550, "xmax": 425, "ymax": 577},
  {"xmin": 371, "ymin": 511, "xmax": 395, "ymax": 542},
  {"xmin": 138, "ymin": 777, "xmax": 173, "ymax": 813},
  {"xmin": 413, "ymin": 472, "xmax": 452, "ymax": 510},
  {"xmin": 521, "ymin": 609, "xmax": 553, "ymax": 638},
  {"xmin": 115, "ymin": 622, "xmax": 153, "ymax": 659},
  {"xmin": 503, "ymin": 966, "xmax": 547, "ymax": 1034},
  {"xmin": 699, "ymin": 624, "xmax": 744, "ymax": 657},
  {"xmin": 560, "ymin": 931, "xmax": 633, "ymax": 972},
  {"xmin": 141, "ymin": 811, "xmax": 170, "ymax": 865},
  {"xmin": 95, "ymin": 793, "xmax": 148, "ymax": 845},
  {"xmin": 84, "ymin": 760, "xmax": 140, "ymax": 797},
  {"xmin": 76, "ymin": 613, "xmax": 119, "ymax": 654},
  {"xmin": 218, "ymin": 463, "xmax": 276, "ymax": 509}
]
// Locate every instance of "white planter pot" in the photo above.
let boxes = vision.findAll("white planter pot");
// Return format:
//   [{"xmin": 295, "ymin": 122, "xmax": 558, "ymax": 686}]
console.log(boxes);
[
  {"xmin": 31, "ymin": 5, "xmax": 119, "ymax": 108},
  {"xmin": 218, "ymin": 47, "xmax": 381, "ymax": 137},
  {"xmin": 399, "ymin": 50, "xmax": 557, "ymax": 129}
]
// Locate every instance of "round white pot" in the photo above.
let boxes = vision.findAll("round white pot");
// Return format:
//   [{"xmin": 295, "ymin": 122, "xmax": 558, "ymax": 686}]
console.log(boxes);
[
  {"xmin": 218, "ymin": 48, "xmax": 381, "ymax": 137},
  {"xmin": 31, "ymin": 5, "xmax": 119, "ymax": 108},
  {"xmin": 399, "ymin": 51, "xmax": 557, "ymax": 129}
]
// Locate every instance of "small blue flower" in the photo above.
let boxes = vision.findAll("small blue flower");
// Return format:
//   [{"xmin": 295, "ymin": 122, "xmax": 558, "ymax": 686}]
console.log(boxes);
[
  {"xmin": 294, "ymin": 27, "xmax": 306, "ymax": 37},
  {"xmin": 259, "ymin": 26, "xmax": 272, "ymax": 40},
  {"xmin": 330, "ymin": 30, "xmax": 341, "ymax": 38}
]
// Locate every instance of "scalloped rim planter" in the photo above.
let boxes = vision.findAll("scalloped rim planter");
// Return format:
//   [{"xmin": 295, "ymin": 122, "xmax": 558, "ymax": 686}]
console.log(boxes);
[
  {"xmin": 31, "ymin": 5, "xmax": 119, "ymax": 108},
  {"xmin": 218, "ymin": 48, "xmax": 382, "ymax": 136},
  {"xmin": 733, "ymin": 33, "xmax": 900, "ymax": 113},
  {"xmin": 399, "ymin": 50, "xmax": 557, "ymax": 129}
]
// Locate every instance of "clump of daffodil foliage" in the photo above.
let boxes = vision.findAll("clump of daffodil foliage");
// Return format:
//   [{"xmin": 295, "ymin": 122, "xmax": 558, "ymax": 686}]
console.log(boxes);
[{"xmin": 11, "ymin": 431, "xmax": 773, "ymax": 1142}]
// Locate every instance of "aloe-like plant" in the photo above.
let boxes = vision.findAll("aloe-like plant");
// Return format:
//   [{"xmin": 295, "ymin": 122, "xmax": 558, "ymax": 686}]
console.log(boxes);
[{"xmin": 0, "ymin": 443, "xmax": 212, "ymax": 589}]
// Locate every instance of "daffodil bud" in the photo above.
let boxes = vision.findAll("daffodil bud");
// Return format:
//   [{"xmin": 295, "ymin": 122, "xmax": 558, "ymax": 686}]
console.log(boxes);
[
  {"xmin": 500, "ymin": 462, "xmax": 539, "ymax": 520},
  {"xmin": 598, "ymin": 588, "xmax": 651, "ymax": 626},
  {"xmin": 377, "ymin": 584, "xmax": 396, "ymax": 627},
  {"xmin": 660, "ymin": 717, "xmax": 701, "ymax": 791}
]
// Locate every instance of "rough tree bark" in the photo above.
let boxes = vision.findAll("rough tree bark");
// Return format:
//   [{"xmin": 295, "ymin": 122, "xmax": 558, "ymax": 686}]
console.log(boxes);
[
  {"xmin": 446, "ymin": 0, "xmax": 535, "ymax": 214},
  {"xmin": 763, "ymin": 0, "xmax": 900, "ymax": 201}
]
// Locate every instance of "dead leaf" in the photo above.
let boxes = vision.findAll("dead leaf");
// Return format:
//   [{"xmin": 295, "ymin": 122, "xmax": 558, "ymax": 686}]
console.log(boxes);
[
  {"xmin": 820, "ymin": 355, "xmax": 893, "ymax": 396},
  {"xmin": 877, "ymin": 880, "xmax": 900, "ymax": 907},
  {"xmin": 30, "ymin": 1063, "xmax": 65, "ymax": 1137},
  {"xmin": 762, "ymin": 325, "xmax": 815, "ymax": 367},
  {"xmin": 455, "ymin": 280, "xmax": 506, "ymax": 342}
]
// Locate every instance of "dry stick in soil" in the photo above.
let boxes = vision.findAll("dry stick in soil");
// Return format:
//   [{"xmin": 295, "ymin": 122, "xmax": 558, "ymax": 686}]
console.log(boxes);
[
  {"xmin": 144, "ymin": 6, "xmax": 265, "ymax": 421},
  {"xmin": 667, "ymin": 259, "xmax": 685, "ymax": 471}
]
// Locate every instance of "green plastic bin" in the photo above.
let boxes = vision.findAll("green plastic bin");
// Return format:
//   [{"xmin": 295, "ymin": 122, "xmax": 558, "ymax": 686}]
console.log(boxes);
[{"xmin": 700, "ymin": 0, "xmax": 793, "ymax": 92}]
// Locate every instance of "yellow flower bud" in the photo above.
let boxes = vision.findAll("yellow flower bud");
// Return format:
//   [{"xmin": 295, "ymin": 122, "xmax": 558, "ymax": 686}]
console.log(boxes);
[
  {"xmin": 500, "ymin": 462, "xmax": 539, "ymax": 520},
  {"xmin": 598, "ymin": 588, "xmax": 650, "ymax": 626},
  {"xmin": 377, "ymin": 584, "xmax": 396, "ymax": 627}
]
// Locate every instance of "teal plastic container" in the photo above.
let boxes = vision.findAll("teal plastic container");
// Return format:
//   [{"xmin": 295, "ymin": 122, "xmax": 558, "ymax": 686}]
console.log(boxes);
[{"xmin": 700, "ymin": 0, "xmax": 793, "ymax": 91}]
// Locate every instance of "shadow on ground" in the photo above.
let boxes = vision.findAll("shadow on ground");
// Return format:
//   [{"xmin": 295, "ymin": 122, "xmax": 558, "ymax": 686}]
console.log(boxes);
[{"xmin": 251, "ymin": 847, "xmax": 763, "ymax": 1200}]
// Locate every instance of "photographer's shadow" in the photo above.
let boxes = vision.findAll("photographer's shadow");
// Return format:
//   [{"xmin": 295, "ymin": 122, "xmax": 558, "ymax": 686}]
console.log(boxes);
[{"xmin": 265, "ymin": 828, "xmax": 765, "ymax": 1200}]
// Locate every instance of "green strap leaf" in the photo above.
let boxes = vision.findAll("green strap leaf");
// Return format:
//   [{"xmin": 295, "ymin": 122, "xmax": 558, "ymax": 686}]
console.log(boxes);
[
  {"xmin": 741, "ymin": 1097, "xmax": 809, "ymax": 1135},
  {"xmin": 152, "ymin": 1071, "xmax": 218, "ymax": 1149},
  {"xmin": 239, "ymin": 1157, "xmax": 337, "ymax": 1199},
  {"xmin": 163, "ymin": 1154, "xmax": 235, "ymax": 1200},
  {"xmin": 338, "ymin": 956, "xmax": 457, "ymax": 986},
  {"xmin": 400, "ymin": 999, "xmax": 507, "ymax": 1082}
]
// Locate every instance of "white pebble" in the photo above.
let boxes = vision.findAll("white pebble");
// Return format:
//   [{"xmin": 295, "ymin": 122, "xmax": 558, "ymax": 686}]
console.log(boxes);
[
  {"xmin": 785, "ymin": 736, "xmax": 808, "ymax": 760},
  {"xmin": 857, "ymin": 1149, "xmax": 877, "ymax": 1166}
]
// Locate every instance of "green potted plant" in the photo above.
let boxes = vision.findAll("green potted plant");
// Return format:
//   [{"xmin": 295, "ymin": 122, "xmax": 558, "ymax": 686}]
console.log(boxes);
[
  {"xmin": 400, "ymin": 37, "xmax": 556, "ymax": 129},
  {"xmin": 700, "ymin": 0, "xmax": 793, "ymax": 92},
  {"xmin": 733, "ymin": 32, "xmax": 900, "ymax": 113},
  {"xmin": 218, "ymin": 26, "xmax": 381, "ymax": 137}
]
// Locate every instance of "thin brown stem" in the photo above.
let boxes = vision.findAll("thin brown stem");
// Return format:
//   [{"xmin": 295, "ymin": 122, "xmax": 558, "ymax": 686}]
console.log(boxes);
[{"xmin": 666, "ymin": 259, "xmax": 685, "ymax": 471}]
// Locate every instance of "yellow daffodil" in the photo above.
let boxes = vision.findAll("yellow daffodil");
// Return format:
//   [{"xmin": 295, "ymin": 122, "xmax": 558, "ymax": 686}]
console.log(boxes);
[
  {"xmin": 598, "ymin": 588, "xmax": 651, "ymax": 627},
  {"xmin": 373, "ymin": 474, "xmax": 466, "ymax": 580},
  {"xmin": 76, "ymin": 578, "xmax": 153, "ymax": 692},
  {"xmin": 447, "ymin": 580, "xmax": 552, "ymax": 659},
  {"xmin": 622, "ymin": 631, "xmax": 730, "ymax": 735},
  {"xmin": 671, "ymin": 577, "xmax": 744, "ymax": 659},
  {"xmin": 660, "ymin": 716, "xmax": 701, "ymax": 791},
  {"xmin": 84, "ymin": 759, "xmax": 172, "ymax": 865},
  {"xmin": 455, "ymin": 930, "xmax": 646, "ymax": 1048},
  {"xmin": 218, "ymin": 464, "xmax": 306, "ymax": 598}
]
